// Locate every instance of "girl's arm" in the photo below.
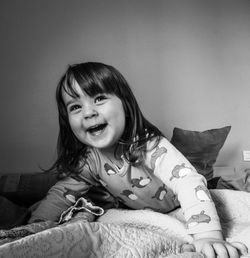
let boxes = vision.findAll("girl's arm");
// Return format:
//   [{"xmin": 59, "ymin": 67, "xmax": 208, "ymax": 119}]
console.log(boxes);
[
  {"xmin": 28, "ymin": 176, "xmax": 91, "ymax": 223},
  {"xmin": 149, "ymin": 137, "xmax": 248, "ymax": 257}
]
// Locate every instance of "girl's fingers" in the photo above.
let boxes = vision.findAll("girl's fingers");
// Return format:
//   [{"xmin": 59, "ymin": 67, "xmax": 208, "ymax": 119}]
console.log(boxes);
[
  {"xmin": 201, "ymin": 243, "xmax": 216, "ymax": 258},
  {"xmin": 230, "ymin": 242, "xmax": 248, "ymax": 255},
  {"xmin": 181, "ymin": 243, "xmax": 195, "ymax": 253},
  {"xmin": 212, "ymin": 242, "xmax": 230, "ymax": 258},
  {"xmin": 225, "ymin": 243, "xmax": 240, "ymax": 258}
]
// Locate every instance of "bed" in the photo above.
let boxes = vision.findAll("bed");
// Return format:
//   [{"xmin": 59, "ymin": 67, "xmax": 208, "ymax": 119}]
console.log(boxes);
[
  {"xmin": 0, "ymin": 189, "xmax": 250, "ymax": 257},
  {"xmin": 1, "ymin": 126, "xmax": 250, "ymax": 257}
]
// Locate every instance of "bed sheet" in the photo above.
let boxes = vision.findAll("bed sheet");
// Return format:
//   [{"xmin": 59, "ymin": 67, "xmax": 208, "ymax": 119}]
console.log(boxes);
[{"xmin": 0, "ymin": 189, "xmax": 250, "ymax": 258}]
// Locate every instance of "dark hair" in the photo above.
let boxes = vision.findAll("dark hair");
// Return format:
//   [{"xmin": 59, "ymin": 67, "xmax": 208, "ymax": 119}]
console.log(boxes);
[{"xmin": 51, "ymin": 62, "xmax": 163, "ymax": 177}]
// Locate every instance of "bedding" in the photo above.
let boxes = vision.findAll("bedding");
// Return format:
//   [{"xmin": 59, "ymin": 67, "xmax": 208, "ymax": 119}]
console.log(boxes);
[
  {"xmin": 216, "ymin": 168, "xmax": 250, "ymax": 192},
  {"xmin": 0, "ymin": 125, "xmax": 247, "ymax": 257},
  {"xmin": 0, "ymin": 189, "xmax": 250, "ymax": 258}
]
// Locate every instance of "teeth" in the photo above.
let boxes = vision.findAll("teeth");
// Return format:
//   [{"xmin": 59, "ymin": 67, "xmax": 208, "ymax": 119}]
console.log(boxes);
[{"xmin": 88, "ymin": 124, "xmax": 106, "ymax": 134}]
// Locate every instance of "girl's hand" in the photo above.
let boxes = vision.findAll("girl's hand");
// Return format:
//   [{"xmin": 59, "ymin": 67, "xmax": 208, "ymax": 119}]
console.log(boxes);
[{"xmin": 192, "ymin": 238, "xmax": 248, "ymax": 258}]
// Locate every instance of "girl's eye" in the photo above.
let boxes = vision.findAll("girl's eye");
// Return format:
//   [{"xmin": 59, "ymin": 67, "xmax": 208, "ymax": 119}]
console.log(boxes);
[
  {"xmin": 69, "ymin": 104, "xmax": 81, "ymax": 112},
  {"xmin": 95, "ymin": 95, "xmax": 107, "ymax": 103}
]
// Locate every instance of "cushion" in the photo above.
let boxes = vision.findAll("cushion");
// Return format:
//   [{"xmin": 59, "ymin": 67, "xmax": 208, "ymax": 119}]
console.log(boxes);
[
  {"xmin": 0, "ymin": 196, "xmax": 30, "ymax": 229},
  {"xmin": 0, "ymin": 172, "xmax": 58, "ymax": 207},
  {"xmin": 216, "ymin": 168, "xmax": 250, "ymax": 192},
  {"xmin": 170, "ymin": 126, "xmax": 231, "ymax": 180}
]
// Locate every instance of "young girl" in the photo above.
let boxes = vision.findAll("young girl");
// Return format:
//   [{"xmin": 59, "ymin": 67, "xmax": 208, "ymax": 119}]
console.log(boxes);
[{"xmin": 30, "ymin": 62, "xmax": 247, "ymax": 257}]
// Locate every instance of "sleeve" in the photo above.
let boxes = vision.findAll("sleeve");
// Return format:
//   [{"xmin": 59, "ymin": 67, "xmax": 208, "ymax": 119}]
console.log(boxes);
[
  {"xmin": 150, "ymin": 137, "xmax": 221, "ymax": 235},
  {"xmin": 29, "ymin": 149, "xmax": 101, "ymax": 223},
  {"xmin": 28, "ymin": 176, "xmax": 91, "ymax": 223}
]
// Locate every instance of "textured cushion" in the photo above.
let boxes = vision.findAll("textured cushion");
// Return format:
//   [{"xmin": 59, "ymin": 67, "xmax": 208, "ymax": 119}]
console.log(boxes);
[
  {"xmin": 0, "ymin": 172, "xmax": 58, "ymax": 207},
  {"xmin": 217, "ymin": 168, "xmax": 250, "ymax": 192},
  {"xmin": 170, "ymin": 126, "xmax": 231, "ymax": 180},
  {"xmin": 0, "ymin": 196, "xmax": 30, "ymax": 229}
]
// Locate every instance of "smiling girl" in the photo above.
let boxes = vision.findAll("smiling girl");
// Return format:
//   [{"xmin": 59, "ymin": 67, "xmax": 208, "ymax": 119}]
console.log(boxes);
[{"xmin": 29, "ymin": 62, "xmax": 247, "ymax": 257}]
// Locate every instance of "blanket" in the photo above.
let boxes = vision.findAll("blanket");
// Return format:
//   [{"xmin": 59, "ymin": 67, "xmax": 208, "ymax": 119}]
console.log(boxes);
[{"xmin": 0, "ymin": 189, "xmax": 250, "ymax": 258}]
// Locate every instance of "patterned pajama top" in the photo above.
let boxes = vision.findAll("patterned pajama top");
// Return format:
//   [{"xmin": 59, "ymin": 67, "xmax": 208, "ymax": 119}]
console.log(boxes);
[{"xmin": 30, "ymin": 137, "xmax": 221, "ymax": 235}]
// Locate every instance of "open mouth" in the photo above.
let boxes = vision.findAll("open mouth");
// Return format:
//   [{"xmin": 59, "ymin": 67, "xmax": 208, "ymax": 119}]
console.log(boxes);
[{"xmin": 87, "ymin": 123, "xmax": 107, "ymax": 135}]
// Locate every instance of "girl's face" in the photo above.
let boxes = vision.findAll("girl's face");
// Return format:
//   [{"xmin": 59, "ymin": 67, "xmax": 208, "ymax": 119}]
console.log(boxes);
[{"xmin": 62, "ymin": 80, "xmax": 126, "ymax": 152}]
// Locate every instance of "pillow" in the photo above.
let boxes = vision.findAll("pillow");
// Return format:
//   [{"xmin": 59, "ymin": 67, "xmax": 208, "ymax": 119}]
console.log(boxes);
[
  {"xmin": 170, "ymin": 126, "xmax": 231, "ymax": 180},
  {"xmin": 0, "ymin": 172, "xmax": 58, "ymax": 207},
  {"xmin": 216, "ymin": 168, "xmax": 250, "ymax": 192},
  {"xmin": 0, "ymin": 196, "xmax": 30, "ymax": 229}
]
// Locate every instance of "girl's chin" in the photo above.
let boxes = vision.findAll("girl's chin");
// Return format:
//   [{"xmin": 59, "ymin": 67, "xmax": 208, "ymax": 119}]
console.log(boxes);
[
  {"xmin": 93, "ymin": 143, "xmax": 116, "ymax": 151},
  {"xmin": 88, "ymin": 139, "xmax": 115, "ymax": 150}
]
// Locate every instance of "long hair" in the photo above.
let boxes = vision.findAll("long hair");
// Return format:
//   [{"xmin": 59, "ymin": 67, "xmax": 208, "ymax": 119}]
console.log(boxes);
[{"xmin": 50, "ymin": 62, "xmax": 164, "ymax": 177}]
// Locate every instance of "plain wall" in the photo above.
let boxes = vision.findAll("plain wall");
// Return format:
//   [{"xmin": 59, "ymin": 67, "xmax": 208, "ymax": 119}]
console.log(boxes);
[{"xmin": 1, "ymin": 0, "xmax": 250, "ymax": 174}]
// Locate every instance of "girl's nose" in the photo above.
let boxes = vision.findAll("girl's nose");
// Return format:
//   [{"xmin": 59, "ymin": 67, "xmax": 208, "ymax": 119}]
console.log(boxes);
[{"xmin": 83, "ymin": 104, "xmax": 98, "ymax": 119}]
